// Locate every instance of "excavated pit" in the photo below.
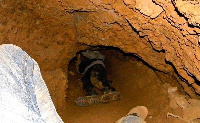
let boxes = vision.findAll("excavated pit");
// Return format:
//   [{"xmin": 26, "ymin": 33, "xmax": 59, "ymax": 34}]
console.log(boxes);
[
  {"xmin": 3, "ymin": 0, "xmax": 200, "ymax": 122},
  {"xmin": 62, "ymin": 48, "xmax": 190, "ymax": 123}
]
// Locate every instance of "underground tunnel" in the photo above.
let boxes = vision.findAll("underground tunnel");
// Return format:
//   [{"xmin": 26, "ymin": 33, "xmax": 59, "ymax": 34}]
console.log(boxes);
[
  {"xmin": 2, "ymin": 0, "xmax": 200, "ymax": 123},
  {"xmin": 61, "ymin": 47, "xmax": 198, "ymax": 123}
]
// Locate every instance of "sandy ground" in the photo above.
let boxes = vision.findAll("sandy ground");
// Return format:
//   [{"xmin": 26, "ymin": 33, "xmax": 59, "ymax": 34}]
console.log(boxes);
[{"xmin": 61, "ymin": 50, "xmax": 185, "ymax": 123}]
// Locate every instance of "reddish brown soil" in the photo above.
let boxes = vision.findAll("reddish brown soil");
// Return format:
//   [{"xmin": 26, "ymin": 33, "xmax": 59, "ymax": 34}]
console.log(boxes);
[{"xmin": 62, "ymin": 50, "xmax": 184, "ymax": 123}]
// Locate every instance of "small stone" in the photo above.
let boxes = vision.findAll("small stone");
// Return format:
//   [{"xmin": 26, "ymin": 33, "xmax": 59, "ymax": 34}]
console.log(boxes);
[
  {"xmin": 168, "ymin": 91, "xmax": 180, "ymax": 100},
  {"xmin": 175, "ymin": 96, "xmax": 190, "ymax": 109},
  {"xmin": 168, "ymin": 87, "xmax": 178, "ymax": 93}
]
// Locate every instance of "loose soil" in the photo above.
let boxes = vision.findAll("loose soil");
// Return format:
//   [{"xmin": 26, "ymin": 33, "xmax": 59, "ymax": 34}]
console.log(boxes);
[{"xmin": 62, "ymin": 50, "xmax": 185, "ymax": 123}]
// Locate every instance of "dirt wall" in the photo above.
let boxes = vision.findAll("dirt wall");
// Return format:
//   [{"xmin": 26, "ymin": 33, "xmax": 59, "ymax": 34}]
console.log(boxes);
[{"xmin": 1, "ymin": 0, "xmax": 200, "ymax": 114}]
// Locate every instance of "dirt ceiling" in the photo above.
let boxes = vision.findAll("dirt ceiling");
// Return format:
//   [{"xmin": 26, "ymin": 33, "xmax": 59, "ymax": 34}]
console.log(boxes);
[{"xmin": 1, "ymin": 0, "xmax": 200, "ymax": 114}]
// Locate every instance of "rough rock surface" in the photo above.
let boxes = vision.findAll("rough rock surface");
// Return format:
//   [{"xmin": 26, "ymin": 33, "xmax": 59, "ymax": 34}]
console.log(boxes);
[
  {"xmin": 166, "ymin": 84, "xmax": 200, "ymax": 122},
  {"xmin": 41, "ymin": 69, "xmax": 67, "ymax": 116},
  {"xmin": 2, "ymin": 0, "xmax": 200, "ymax": 114},
  {"xmin": 0, "ymin": 44, "xmax": 63, "ymax": 123},
  {"xmin": 135, "ymin": 0, "xmax": 163, "ymax": 19},
  {"xmin": 172, "ymin": 0, "xmax": 200, "ymax": 27}
]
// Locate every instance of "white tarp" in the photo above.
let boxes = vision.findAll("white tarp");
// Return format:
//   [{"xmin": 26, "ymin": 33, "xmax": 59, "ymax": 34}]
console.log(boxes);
[{"xmin": 0, "ymin": 44, "xmax": 63, "ymax": 123}]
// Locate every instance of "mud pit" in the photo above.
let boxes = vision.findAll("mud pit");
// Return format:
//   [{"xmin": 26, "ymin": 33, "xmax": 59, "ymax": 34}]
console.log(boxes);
[{"xmin": 62, "ymin": 49, "xmax": 190, "ymax": 123}]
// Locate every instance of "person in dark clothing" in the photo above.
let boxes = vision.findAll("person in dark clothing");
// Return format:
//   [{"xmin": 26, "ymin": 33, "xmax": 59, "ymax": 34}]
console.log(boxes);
[{"xmin": 75, "ymin": 50, "xmax": 121, "ymax": 106}]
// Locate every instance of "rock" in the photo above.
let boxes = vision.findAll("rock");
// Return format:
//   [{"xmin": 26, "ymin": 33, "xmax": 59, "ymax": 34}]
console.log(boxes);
[
  {"xmin": 172, "ymin": 0, "xmax": 200, "ymax": 27},
  {"xmin": 168, "ymin": 91, "xmax": 180, "ymax": 100},
  {"xmin": 175, "ymin": 96, "xmax": 190, "ymax": 109},
  {"xmin": 183, "ymin": 106, "xmax": 200, "ymax": 121},
  {"xmin": 0, "ymin": 44, "xmax": 63, "ymax": 123},
  {"xmin": 135, "ymin": 0, "xmax": 163, "ymax": 19},
  {"xmin": 168, "ymin": 88, "xmax": 190, "ymax": 109},
  {"xmin": 167, "ymin": 112, "xmax": 189, "ymax": 123},
  {"xmin": 168, "ymin": 87, "xmax": 178, "ymax": 93},
  {"xmin": 188, "ymin": 99, "xmax": 200, "ymax": 107}
]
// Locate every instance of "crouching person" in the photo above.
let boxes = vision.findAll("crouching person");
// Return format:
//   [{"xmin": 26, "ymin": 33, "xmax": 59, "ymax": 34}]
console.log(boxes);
[{"xmin": 75, "ymin": 50, "xmax": 122, "ymax": 106}]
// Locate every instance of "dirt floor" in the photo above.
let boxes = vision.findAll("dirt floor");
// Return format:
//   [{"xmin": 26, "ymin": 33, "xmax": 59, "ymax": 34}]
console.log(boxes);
[{"xmin": 61, "ymin": 49, "xmax": 188, "ymax": 123}]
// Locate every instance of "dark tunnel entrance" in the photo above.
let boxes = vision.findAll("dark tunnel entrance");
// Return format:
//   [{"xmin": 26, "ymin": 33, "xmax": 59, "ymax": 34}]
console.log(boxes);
[{"xmin": 63, "ymin": 46, "xmax": 192, "ymax": 123}]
